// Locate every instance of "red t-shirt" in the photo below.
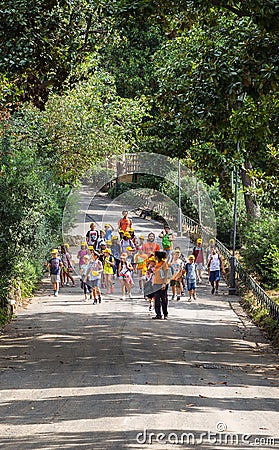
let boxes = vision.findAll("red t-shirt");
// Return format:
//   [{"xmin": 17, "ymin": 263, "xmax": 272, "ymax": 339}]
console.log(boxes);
[
  {"xmin": 143, "ymin": 241, "xmax": 160, "ymax": 256},
  {"xmin": 118, "ymin": 217, "xmax": 132, "ymax": 232}
]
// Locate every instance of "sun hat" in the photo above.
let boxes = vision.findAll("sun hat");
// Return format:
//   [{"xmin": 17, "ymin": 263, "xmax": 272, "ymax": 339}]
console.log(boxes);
[
  {"xmin": 197, "ymin": 238, "xmax": 202, "ymax": 243},
  {"xmin": 83, "ymin": 255, "xmax": 90, "ymax": 260},
  {"xmin": 103, "ymin": 248, "xmax": 112, "ymax": 254},
  {"xmin": 126, "ymin": 246, "xmax": 134, "ymax": 251},
  {"xmin": 123, "ymin": 232, "xmax": 131, "ymax": 237},
  {"xmin": 188, "ymin": 255, "xmax": 195, "ymax": 260},
  {"xmin": 139, "ymin": 235, "xmax": 145, "ymax": 239},
  {"xmin": 51, "ymin": 249, "xmax": 58, "ymax": 253},
  {"xmin": 88, "ymin": 246, "xmax": 94, "ymax": 250},
  {"xmin": 112, "ymin": 235, "xmax": 118, "ymax": 240}
]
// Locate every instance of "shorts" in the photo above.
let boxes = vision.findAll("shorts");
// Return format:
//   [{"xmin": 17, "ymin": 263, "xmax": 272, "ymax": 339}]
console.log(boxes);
[
  {"xmin": 89, "ymin": 279, "xmax": 100, "ymax": 288},
  {"xmin": 170, "ymin": 280, "xmax": 180, "ymax": 287},
  {"xmin": 209, "ymin": 270, "xmax": 220, "ymax": 282},
  {"xmin": 196, "ymin": 263, "xmax": 203, "ymax": 270},
  {"xmin": 187, "ymin": 280, "xmax": 196, "ymax": 291},
  {"xmin": 51, "ymin": 274, "xmax": 60, "ymax": 283}
]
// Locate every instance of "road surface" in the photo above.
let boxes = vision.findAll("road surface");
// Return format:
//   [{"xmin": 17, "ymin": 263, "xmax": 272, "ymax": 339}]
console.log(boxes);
[{"xmin": 0, "ymin": 193, "xmax": 278, "ymax": 449}]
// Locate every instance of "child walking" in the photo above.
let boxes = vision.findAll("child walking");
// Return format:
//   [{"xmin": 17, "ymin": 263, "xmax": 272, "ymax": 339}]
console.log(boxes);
[
  {"xmin": 185, "ymin": 255, "xmax": 197, "ymax": 302},
  {"xmin": 84, "ymin": 250, "xmax": 103, "ymax": 304},
  {"xmin": 80, "ymin": 254, "xmax": 92, "ymax": 301},
  {"xmin": 48, "ymin": 249, "xmax": 63, "ymax": 297},
  {"xmin": 118, "ymin": 252, "xmax": 134, "ymax": 300},
  {"xmin": 103, "ymin": 248, "xmax": 115, "ymax": 294}
]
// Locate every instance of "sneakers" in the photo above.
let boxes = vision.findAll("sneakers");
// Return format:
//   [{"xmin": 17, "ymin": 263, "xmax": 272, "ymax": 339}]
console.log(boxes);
[
  {"xmin": 176, "ymin": 295, "xmax": 181, "ymax": 301},
  {"xmin": 149, "ymin": 305, "xmax": 152, "ymax": 311},
  {"xmin": 93, "ymin": 299, "xmax": 97, "ymax": 304},
  {"xmin": 121, "ymin": 296, "xmax": 126, "ymax": 300},
  {"xmin": 107, "ymin": 289, "xmax": 111, "ymax": 294},
  {"xmin": 54, "ymin": 291, "xmax": 58, "ymax": 297},
  {"xmin": 211, "ymin": 287, "xmax": 215, "ymax": 294},
  {"xmin": 164, "ymin": 316, "xmax": 168, "ymax": 320},
  {"xmin": 129, "ymin": 293, "xmax": 133, "ymax": 299},
  {"xmin": 215, "ymin": 290, "xmax": 219, "ymax": 296},
  {"xmin": 171, "ymin": 295, "xmax": 175, "ymax": 301},
  {"xmin": 152, "ymin": 316, "xmax": 162, "ymax": 320},
  {"xmin": 188, "ymin": 297, "xmax": 192, "ymax": 302},
  {"xmin": 193, "ymin": 295, "xmax": 197, "ymax": 300},
  {"xmin": 98, "ymin": 296, "xmax": 102, "ymax": 303}
]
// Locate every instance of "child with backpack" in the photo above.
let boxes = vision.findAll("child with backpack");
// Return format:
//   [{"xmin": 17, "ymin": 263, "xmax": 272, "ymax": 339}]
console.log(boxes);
[
  {"xmin": 103, "ymin": 248, "xmax": 115, "ymax": 294},
  {"xmin": 48, "ymin": 249, "xmax": 63, "ymax": 297}
]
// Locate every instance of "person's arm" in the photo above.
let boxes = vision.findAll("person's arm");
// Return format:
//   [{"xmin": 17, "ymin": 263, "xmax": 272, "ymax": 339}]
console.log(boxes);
[
  {"xmin": 84, "ymin": 266, "xmax": 90, "ymax": 281},
  {"xmin": 98, "ymin": 261, "xmax": 104, "ymax": 273},
  {"xmin": 220, "ymin": 255, "xmax": 225, "ymax": 274},
  {"xmin": 158, "ymin": 231, "xmax": 164, "ymax": 238}
]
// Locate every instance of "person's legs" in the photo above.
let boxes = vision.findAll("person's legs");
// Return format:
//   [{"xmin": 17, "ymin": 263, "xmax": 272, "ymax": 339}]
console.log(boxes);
[
  {"xmin": 161, "ymin": 288, "xmax": 168, "ymax": 318},
  {"xmin": 119, "ymin": 279, "xmax": 126, "ymax": 298},
  {"xmin": 108, "ymin": 274, "xmax": 113, "ymax": 292},
  {"xmin": 125, "ymin": 281, "xmax": 132, "ymax": 298},
  {"xmin": 154, "ymin": 289, "xmax": 162, "ymax": 318},
  {"xmin": 83, "ymin": 281, "xmax": 88, "ymax": 300}
]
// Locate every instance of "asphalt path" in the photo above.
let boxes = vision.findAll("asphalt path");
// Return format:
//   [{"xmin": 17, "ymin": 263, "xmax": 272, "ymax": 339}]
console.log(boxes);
[{"xmin": 0, "ymin": 193, "xmax": 278, "ymax": 450}]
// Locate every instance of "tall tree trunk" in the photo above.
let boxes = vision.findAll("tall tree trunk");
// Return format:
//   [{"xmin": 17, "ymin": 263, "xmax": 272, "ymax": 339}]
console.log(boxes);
[{"xmin": 240, "ymin": 160, "xmax": 260, "ymax": 219}]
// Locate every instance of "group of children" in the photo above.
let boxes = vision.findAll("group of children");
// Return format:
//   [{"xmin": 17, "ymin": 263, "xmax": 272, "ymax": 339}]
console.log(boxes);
[{"xmin": 48, "ymin": 209, "xmax": 225, "ymax": 309}]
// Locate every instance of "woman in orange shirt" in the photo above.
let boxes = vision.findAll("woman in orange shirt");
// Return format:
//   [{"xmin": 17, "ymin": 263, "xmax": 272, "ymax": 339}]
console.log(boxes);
[
  {"xmin": 118, "ymin": 210, "xmax": 133, "ymax": 233},
  {"xmin": 152, "ymin": 251, "xmax": 170, "ymax": 320}
]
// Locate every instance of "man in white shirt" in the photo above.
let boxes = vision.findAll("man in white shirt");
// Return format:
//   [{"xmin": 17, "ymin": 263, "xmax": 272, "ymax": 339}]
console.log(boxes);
[{"xmin": 208, "ymin": 248, "xmax": 225, "ymax": 295}]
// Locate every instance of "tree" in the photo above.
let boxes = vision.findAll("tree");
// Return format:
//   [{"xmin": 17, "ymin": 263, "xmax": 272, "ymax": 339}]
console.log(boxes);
[
  {"xmin": 147, "ymin": 10, "xmax": 278, "ymax": 216},
  {"xmin": 0, "ymin": 0, "xmax": 111, "ymax": 110}
]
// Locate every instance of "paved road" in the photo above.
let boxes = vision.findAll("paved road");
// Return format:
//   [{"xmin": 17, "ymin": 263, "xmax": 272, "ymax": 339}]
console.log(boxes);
[{"xmin": 0, "ymin": 193, "xmax": 278, "ymax": 450}]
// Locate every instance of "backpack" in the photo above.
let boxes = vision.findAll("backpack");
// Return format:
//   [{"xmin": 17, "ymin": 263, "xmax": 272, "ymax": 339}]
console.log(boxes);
[{"xmin": 162, "ymin": 233, "xmax": 171, "ymax": 249}]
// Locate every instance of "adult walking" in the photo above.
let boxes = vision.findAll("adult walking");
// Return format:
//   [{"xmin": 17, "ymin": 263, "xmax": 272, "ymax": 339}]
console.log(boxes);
[
  {"xmin": 86, "ymin": 222, "xmax": 99, "ymax": 249},
  {"xmin": 118, "ymin": 210, "xmax": 133, "ymax": 233},
  {"xmin": 208, "ymin": 248, "xmax": 225, "ymax": 295},
  {"xmin": 143, "ymin": 232, "xmax": 160, "ymax": 257},
  {"xmin": 152, "ymin": 250, "xmax": 170, "ymax": 320}
]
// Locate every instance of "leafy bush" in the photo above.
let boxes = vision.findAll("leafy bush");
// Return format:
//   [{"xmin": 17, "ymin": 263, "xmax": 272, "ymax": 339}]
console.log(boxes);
[{"xmin": 241, "ymin": 214, "xmax": 279, "ymax": 288}]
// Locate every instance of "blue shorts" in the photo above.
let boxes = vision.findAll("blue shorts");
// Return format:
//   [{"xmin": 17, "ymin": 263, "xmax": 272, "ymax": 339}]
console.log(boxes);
[
  {"xmin": 209, "ymin": 270, "xmax": 220, "ymax": 282},
  {"xmin": 187, "ymin": 280, "xmax": 196, "ymax": 291},
  {"xmin": 90, "ymin": 279, "xmax": 100, "ymax": 288}
]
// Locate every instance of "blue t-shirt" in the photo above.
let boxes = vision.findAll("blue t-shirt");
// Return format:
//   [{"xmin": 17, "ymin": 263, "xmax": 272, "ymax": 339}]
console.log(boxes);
[
  {"xmin": 185, "ymin": 262, "xmax": 196, "ymax": 281},
  {"xmin": 49, "ymin": 257, "xmax": 61, "ymax": 275}
]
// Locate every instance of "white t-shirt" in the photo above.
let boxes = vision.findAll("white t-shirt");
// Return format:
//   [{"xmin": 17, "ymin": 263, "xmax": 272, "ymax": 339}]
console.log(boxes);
[{"xmin": 209, "ymin": 254, "xmax": 221, "ymax": 271}]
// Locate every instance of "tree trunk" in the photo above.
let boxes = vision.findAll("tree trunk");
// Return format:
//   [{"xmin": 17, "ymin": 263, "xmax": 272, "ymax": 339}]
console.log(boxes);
[{"xmin": 240, "ymin": 160, "xmax": 260, "ymax": 219}]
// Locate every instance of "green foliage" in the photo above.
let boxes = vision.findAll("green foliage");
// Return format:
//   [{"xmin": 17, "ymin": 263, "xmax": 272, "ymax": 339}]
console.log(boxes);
[
  {"xmin": 0, "ymin": 106, "xmax": 67, "ymax": 304},
  {"xmin": 41, "ymin": 71, "xmax": 148, "ymax": 185},
  {"xmin": 108, "ymin": 182, "xmax": 137, "ymax": 199},
  {"xmin": 0, "ymin": 0, "xmax": 107, "ymax": 109},
  {"xmin": 241, "ymin": 214, "xmax": 279, "ymax": 287}
]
